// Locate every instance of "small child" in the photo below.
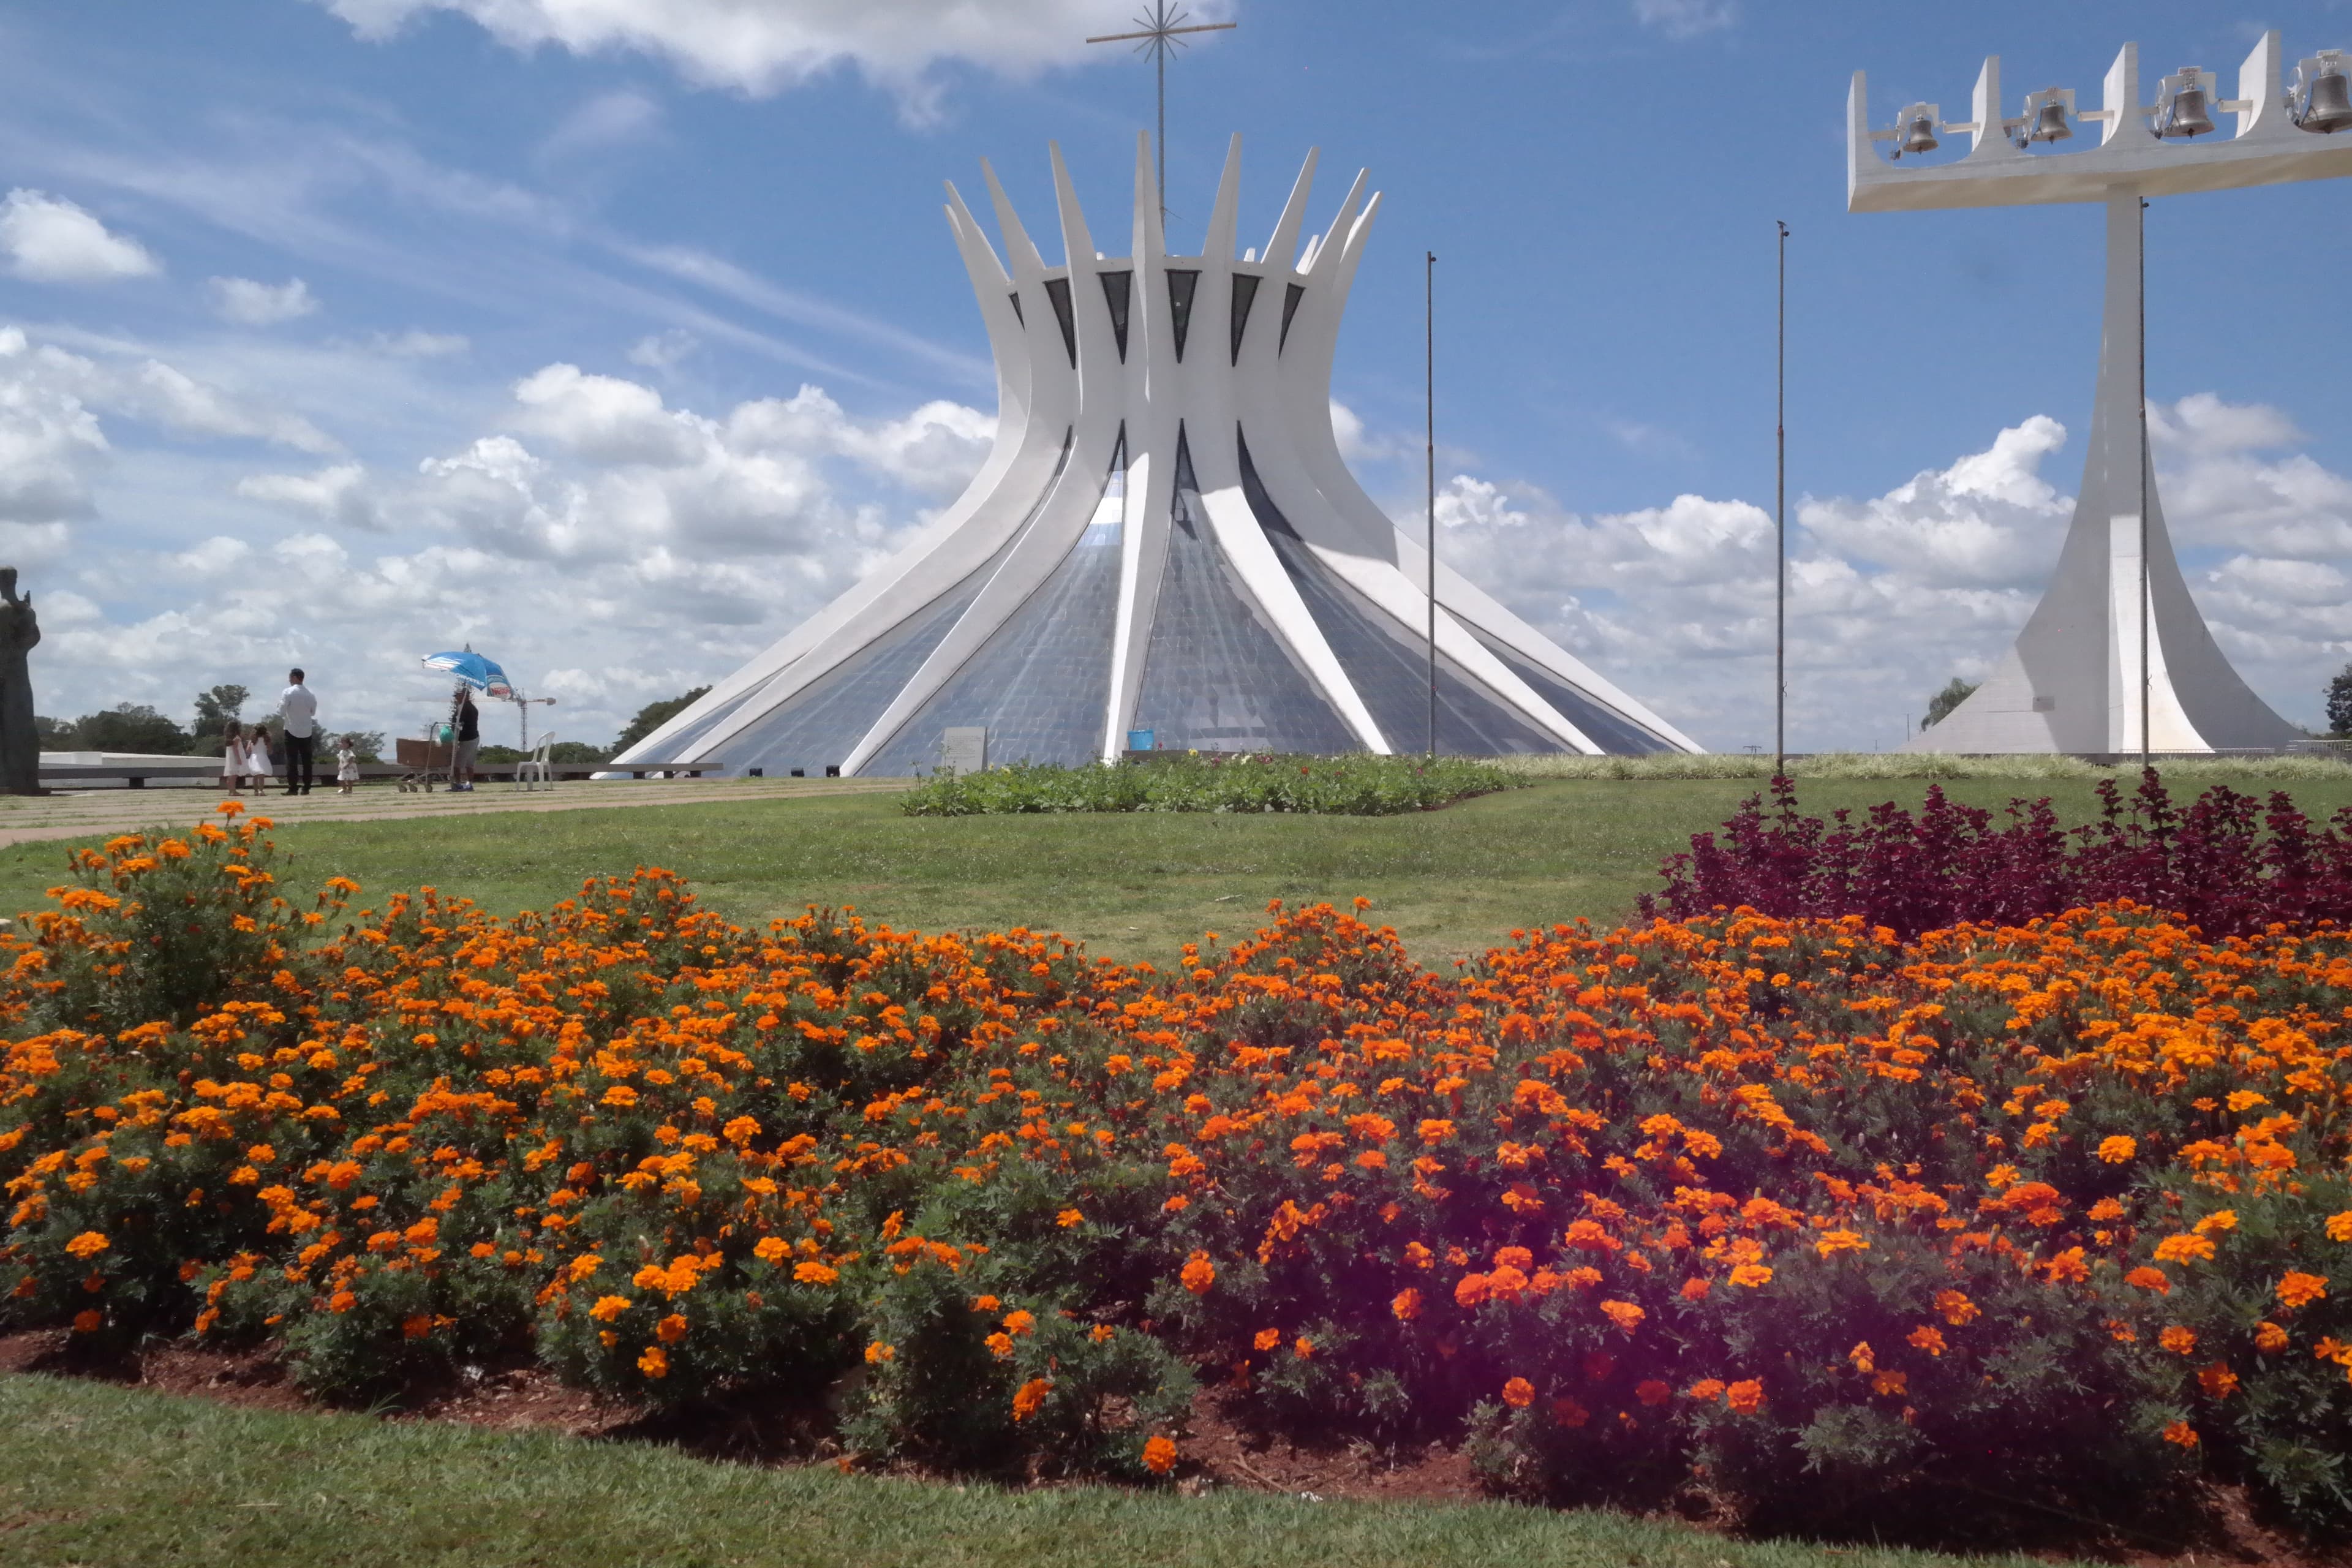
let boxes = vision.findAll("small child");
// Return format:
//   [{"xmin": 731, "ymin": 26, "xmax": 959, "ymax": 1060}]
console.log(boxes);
[
  {"xmin": 241, "ymin": 724, "xmax": 273, "ymax": 794},
  {"xmin": 334, "ymin": 733, "xmax": 360, "ymax": 795},
  {"xmin": 219, "ymin": 719, "xmax": 244, "ymax": 795}
]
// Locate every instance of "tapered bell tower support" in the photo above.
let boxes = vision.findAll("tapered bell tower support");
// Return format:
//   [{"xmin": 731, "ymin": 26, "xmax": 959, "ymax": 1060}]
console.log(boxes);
[{"xmin": 1852, "ymin": 31, "xmax": 2352, "ymax": 755}]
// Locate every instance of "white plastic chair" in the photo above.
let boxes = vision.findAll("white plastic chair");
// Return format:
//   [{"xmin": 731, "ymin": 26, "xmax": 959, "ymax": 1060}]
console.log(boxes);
[{"xmin": 514, "ymin": 734, "xmax": 555, "ymax": 792}]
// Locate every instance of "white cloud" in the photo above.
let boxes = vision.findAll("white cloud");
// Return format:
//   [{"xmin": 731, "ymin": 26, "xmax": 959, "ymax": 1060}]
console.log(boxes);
[
  {"xmin": 1632, "ymin": 0, "xmax": 1736, "ymax": 40},
  {"xmin": 314, "ymin": 0, "xmax": 1235, "ymax": 122},
  {"xmin": 0, "ymin": 327, "xmax": 110, "ymax": 526},
  {"xmin": 628, "ymin": 328, "xmax": 698, "ymax": 370},
  {"xmin": 540, "ymin": 89, "xmax": 662, "ymax": 159},
  {"xmin": 125, "ymin": 359, "xmax": 340, "ymax": 453},
  {"xmin": 237, "ymin": 462, "xmax": 381, "ymax": 529},
  {"xmin": 0, "ymin": 189, "xmax": 162, "ymax": 283},
  {"xmin": 368, "ymin": 330, "xmax": 470, "ymax": 358},
  {"xmin": 208, "ymin": 276, "xmax": 320, "ymax": 325}
]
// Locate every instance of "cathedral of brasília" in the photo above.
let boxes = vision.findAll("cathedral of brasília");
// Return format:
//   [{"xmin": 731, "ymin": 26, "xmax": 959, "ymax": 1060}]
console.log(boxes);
[{"xmin": 614, "ymin": 135, "xmax": 1699, "ymax": 777}]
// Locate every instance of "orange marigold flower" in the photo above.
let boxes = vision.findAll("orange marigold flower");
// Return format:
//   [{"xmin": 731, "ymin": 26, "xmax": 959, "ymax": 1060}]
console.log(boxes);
[
  {"xmin": 638, "ymin": 1346, "xmax": 668, "ymax": 1379},
  {"xmin": 1725, "ymin": 1379, "xmax": 1765, "ymax": 1414},
  {"xmin": 1293, "ymin": 1336, "xmax": 1314, "ymax": 1360},
  {"xmin": 1814, "ymin": 1230, "xmax": 1868, "ymax": 1259},
  {"xmin": 2255, "ymin": 1321, "xmax": 2290, "ymax": 1353},
  {"xmin": 64, "ymin": 1231, "xmax": 109, "ymax": 1260},
  {"xmin": 2159, "ymin": 1325, "xmax": 2198, "ymax": 1355},
  {"xmin": 1934, "ymin": 1289, "xmax": 1980, "ymax": 1326},
  {"xmin": 1501, "ymin": 1376, "xmax": 1536, "ymax": 1409},
  {"xmin": 986, "ymin": 1332, "xmax": 1015, "ymax": 1360},
  {"xmin": 1908, "ymin": 1325, "xmax": 1947, "ymax": 1357},
  {"xmin": 71, "ymin": 1308, "xmax": 102, "ymax": 1333},
  {"xmin": 1002, "ymin": 1310, "xmax": 1036, "ymax": 1337},
  {"xmin": 401, "ymin": 1314, "xmax": 434, "ymax": 1341},
  {"xmin": 1253, "ymin": 1329, "xmax": 1282, "ymax": 1352},
  {"xmin": 1391, "ymin": 1287, "xmax": 1422, "ymax": 1322},
  {"xmin": 2162, "ymin": 1420, "xmax": 2198, "ymax": 1449},
  {"xmin": 2326, "ymin": 1211, "xmax": 2352, "ymax": 1243},
  {"xmin": 1872, "ymin": 1370, "xmax": 1907, "ymax": 1396},
  {"xmin": 1057, "ymin": 1208, "xmax": 1084, "ymax": 1229},
  {"xmin": 1847, "ymin": 1341, "xmax": 1875, "ymax": 1373},
  {"xmin": 1180, "ymin": 1252, "xmax": 1216, "ymax": 1295},
  {"xmin": 1728, "ymin": 1263, "xmax": 1773, "ymax": 1289},
  {"xmin": 864, "ymin": 1341, "xmax": 895, "ymax": 1364},
  {"xmin": 2125, "ymin": 1266, "xmax": 2171, "ymax": 1294},
  {"xmin": 1011, "ymin": 1377, "xmax": 1051, "ymax": 1422},
  {"xmin": 753, "ymin": 1237, "xmax": 788, "ymax": 1264},
  {"xmin": 2152, "ymin": 1234, "xmax": 2216, "ymax": 1265},
  {"xmin": 1454, "ymin": 1273, "xmax": 1491, "ymax": 1308},
  {"xmin": 1687, "ymin": 1378, "xmax": 1727, "ymax": 1401},
  {"xmin": 1636, "ymin": 1378, "xmax": 1672, "ymax": 1407},
  {"xmin": 1599, "ymin": 1299, "xmax": 1645, "ymax": 1333},
  {"xmin": 793, "ymin": 1261, "xmax": 839, "ymax": 1286},
  {"xmin": 1142, "ymin": 1434, "xmax": 1177, "ymax": 1475},
  {"xmin": 589, "ymin": 1295, "xmax": 632, "ymax": 1322},
  {"xmin": 2096, "ymin": 1136, "xmax": 2138, "ymax": 1164},
  {"xmin": 1681, "ymin": 1276, "xmax": 1711, "ymax": 1302},
  {"xmin": 1417, "ymin": 1119, "xmax": 1455, "ymax": 1145},
  {"xmin": 328, "ymin": 1290, "xmax": 357, "ymax": 1314},
  {"xmin": 2196, "ymin": 1364, "xmax": 2239, "ymax": 1398},
  {"xmin": 2278, "ymin": 1271, "xmax": 2329, "ymax": 1310},
  {"xmin": 2192, "ymin": 1210, "xmax": 2238, "ymax": 1236},
  {"xmin": 1549, "ymin": 1395, "xmax": 1589, "ymax": 1428},
  {"xmin": 656, "ymin": 1313, "xmax": 688, "ymax": 1343}
]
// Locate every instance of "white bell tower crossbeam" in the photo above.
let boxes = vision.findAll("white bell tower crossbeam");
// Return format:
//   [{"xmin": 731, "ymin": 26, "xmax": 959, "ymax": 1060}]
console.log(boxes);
[{"xmin": 1850, "ymin": 32, "xmax": 2352, "ymax": 755}]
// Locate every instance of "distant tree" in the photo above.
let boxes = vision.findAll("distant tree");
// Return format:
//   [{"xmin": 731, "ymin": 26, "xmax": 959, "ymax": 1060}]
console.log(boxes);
[
  {"xmin": 548, "ymin": 741, "xmax": 610, "ymax": 764},
  {"xmin": 614, "ymin": 687, "xmax": 710, "ymax": 753},
  {"xmin": 72, "ymin": 704, "xmax": 192, "ymax": 755},
  {"xmin": 1922, "ymin": 677, "xmax": 1978, "ymax": 730},
  {"xmin": 33, "ymin": 715, "xmax": 73, "ymax": 748},
  {"xmin": 2328, "ymin": 665, "xmax": 2352, "ymax": 738},
  {"xmin": 191, "ymin": 684, "xmax": 249, "ymax": 747}
]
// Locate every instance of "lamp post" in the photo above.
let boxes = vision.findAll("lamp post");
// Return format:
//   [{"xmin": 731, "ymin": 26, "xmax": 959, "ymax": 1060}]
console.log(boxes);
[
  {"xmin": 1774, "ymin": 219, "xmax": 1787, "ymax": 778},
  {"xmin": 1850, "ymin": 32, "xmax": 2352, "ymax": 760},
  {"xmin": 1426, "ymin": 249, "xmax": 1437, "ymax": 758}
]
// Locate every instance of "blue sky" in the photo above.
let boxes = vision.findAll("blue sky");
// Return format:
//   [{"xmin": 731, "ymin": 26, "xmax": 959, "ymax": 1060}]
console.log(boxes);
[{"xmin": 2, "ymin": 0, "xmax": 2348, "ymax": 753}]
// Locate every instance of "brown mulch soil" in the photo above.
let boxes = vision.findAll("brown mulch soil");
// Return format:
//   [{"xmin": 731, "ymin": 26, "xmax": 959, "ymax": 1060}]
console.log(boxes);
[{"xmin": 2, "ymin": 1332, "xmax": 2342, "ymax": 1568}]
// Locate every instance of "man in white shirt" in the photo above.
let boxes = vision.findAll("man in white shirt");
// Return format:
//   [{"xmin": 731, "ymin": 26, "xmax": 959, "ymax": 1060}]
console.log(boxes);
[{"xmin": 278, "ymin": 668, "xmax": 319, "ymax": 796}]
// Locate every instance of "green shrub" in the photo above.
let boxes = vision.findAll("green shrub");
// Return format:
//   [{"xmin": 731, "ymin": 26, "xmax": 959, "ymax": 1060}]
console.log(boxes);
[{"xmin": 899, "ymin": 754, "xmax": 1521, "ymax": 816}]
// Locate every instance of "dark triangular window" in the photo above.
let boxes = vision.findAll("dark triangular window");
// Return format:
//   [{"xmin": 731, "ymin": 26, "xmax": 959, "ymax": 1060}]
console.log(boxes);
[
  {"xmin": 1229, "ymin": 273, "xmax": 1259, "ymax": 364},
  {"xmin": 1042, "ymin": 277, "xmax": 1077, "ymax": 368},
  {"xmin": 1166, "ymin": 269, "xmax": 1200, "ymax": 360},
  {"xmin": 1007, "ymin": 290, "xmax": 1023, "ymax": 326},
  {"xmin": 1099, "ymin": 271, "xmax": 1132, "ymax": 361},
  {"xmin": 1279, "ymin": 282, "xmax": 1306, "ymax": 352}
]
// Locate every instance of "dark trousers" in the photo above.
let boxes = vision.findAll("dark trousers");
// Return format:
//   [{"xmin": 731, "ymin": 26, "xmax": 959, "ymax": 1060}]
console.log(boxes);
[{"xmin": 283, "ymin": 733, "xmax": 315, "ymax": 793}]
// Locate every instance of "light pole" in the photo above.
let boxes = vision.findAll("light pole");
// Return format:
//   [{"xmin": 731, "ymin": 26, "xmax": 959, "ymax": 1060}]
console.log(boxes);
[
  {"xmin": 1775, "ymin": 219, "xmax": 1788, "ymax": 778},
  {"xmin": 1849, "ymin": 33, "xmax": 2352, "ymax": 759},
  {"xmin": 1426, "ymin": 249, "xmax": 1437, "ymax": 758}
]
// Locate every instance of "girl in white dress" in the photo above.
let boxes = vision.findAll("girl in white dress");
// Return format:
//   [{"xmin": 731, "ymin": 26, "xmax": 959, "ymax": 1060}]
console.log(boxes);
[
  {"xmin": 334, "ymin": 734, "xmax": 360, "ymax": 795},
  {"xmin": 241, "ymin": 725, "xmax": 274, "ymax": 794},
  {"xmin": 219, "ymin": 720, "xmax": 244, "ymax": 795}
]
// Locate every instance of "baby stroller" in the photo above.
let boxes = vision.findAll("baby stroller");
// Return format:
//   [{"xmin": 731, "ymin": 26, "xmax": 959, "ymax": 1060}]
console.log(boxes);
[{"xmin": 394, "ymin": 726, "xmax": 453, "ymax": 793}]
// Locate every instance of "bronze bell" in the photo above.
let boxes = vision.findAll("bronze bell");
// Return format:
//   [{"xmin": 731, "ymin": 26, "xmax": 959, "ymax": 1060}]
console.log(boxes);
[
  {"xmin": 1897, "ymin": 110, "xmax": 1939, "ymax": 156},
  {"xmin": 2027, "ymin": 98, "xmax": 2072, "ymax": 143},
  {"xmin": 2297, "ymin": 60, "xmax": 2352, "ymax": 134},
  {"xmin": 2158, "ymin": 70, "xmax": 2214, "ymax": 138}
]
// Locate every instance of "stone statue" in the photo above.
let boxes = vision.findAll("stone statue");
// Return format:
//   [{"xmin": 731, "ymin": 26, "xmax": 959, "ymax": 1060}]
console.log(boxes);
[{"xmin": 0, "ymin": 568, "xmax": 40, "ymax": 795}]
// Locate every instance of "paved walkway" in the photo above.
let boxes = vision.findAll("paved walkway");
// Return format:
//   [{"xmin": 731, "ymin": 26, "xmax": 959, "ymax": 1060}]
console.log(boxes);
[{"xmin": 0, "ymin": 776, "xmax": 909, "ymax": 848}]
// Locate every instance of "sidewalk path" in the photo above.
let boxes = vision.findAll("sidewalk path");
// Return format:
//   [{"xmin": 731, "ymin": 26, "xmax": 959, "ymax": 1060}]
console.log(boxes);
[{"xmin": 0, "ymin": 777, "xmax": 910, "ymax": 849}]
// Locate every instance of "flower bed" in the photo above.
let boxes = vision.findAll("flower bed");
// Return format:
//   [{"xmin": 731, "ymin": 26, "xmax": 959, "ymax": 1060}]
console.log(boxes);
[
  {"xmin": 2, "ymin": 807, "xmax": 2350, "ymax": 1537},
  {"xmin": 897, "ymin": 754, "xmax": 1521, "ymax": 816}
]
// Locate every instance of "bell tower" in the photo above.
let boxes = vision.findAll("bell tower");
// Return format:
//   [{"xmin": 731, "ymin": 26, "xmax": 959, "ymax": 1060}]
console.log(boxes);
[{"xmin": 1849, "ymin": 33, "xmax": 2352, "ymax": 755}]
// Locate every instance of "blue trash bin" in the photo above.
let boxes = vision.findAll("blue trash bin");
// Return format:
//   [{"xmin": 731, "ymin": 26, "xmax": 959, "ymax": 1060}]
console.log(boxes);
[{"xmin": 1126, "ymin": 728, "xmax": 1155, "ymax": 753}]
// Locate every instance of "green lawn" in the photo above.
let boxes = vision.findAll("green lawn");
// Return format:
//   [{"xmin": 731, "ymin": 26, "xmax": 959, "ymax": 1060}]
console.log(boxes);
[
  {"xmin": 0, "ymin": 1374, "xmax": 2071, "ymax": 1568},
  {"xmin": 7, "ymin": 771, "xmax": 2352, "ymax": 965}
]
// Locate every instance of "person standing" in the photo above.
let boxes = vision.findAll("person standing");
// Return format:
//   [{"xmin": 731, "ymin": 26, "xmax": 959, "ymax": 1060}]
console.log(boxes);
[
  {"xmin": 452, "ymin": 685, "xmax": 480, "ymax": 791},
  {"xmin": 277, "ymin": 668, "xmax": 318, "ymax": 796},
  {"xmin": 0, "ymin": 568, "xmax": 40, "ymax": 796}
]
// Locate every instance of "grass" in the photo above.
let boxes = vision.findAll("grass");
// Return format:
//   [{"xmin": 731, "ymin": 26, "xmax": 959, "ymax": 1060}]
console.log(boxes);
[
  {"xmin": 0, "ymin": 1374, "xmax": 2080, "ymax": 1568},
  {"xmin": 7, "ymin": 769, "xmax": 2352, "ymax": 966}
]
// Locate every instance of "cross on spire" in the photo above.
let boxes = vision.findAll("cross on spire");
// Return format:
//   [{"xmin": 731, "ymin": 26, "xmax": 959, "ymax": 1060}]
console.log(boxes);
[{"xmin": 1086, "ymin": 2, "xmax": 1236, "ymax": 224}]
